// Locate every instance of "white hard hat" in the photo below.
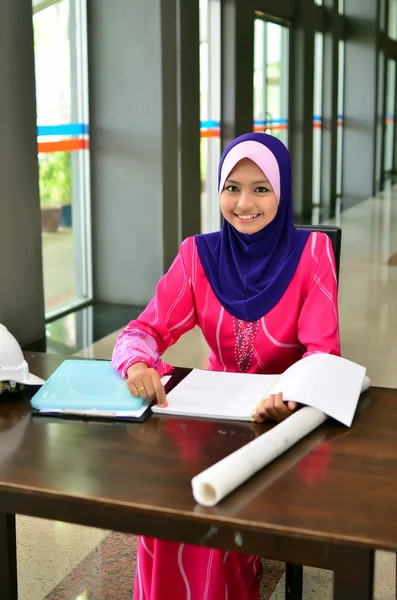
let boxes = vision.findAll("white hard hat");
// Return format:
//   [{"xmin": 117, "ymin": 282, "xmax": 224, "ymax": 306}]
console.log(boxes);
[{"xmin": 0, "ymin": 324, "xmax": 44, "ymax": 386}]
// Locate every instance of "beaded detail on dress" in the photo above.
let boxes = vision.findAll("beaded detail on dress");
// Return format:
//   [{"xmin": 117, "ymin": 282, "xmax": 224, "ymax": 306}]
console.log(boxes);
[{"xmin": 233, "ymin": 317, "xmax": 259, "ymax": 372}]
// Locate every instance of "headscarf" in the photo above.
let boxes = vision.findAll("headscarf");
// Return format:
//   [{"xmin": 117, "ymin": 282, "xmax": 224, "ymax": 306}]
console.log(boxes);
[{"xmin": 195, "ymin": 132, "xmax": 310, "ymax": 322}]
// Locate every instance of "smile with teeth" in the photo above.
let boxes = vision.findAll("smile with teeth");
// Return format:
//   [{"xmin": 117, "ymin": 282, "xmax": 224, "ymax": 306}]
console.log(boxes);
[{"xmin": 235, "ymin": 213, "xmax": 260, "ymax": 220}]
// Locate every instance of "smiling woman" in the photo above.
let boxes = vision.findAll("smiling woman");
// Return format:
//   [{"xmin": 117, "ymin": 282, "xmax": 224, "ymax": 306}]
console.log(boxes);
[{"xmin": 112, "ymin": 131, "xmax": 340, "ymax": 600}]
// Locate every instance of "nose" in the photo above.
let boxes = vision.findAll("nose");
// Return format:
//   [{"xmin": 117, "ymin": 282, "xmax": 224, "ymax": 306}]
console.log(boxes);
[{"xmin": 237, "ymin": 191, "xmax": 255, "ymax": 211}]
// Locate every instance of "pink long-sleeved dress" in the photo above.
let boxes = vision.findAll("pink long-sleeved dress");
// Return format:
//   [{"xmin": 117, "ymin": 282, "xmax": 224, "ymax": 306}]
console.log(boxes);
[{"xmin": 112, "ymin": 231, "xmax": 340, "ymax": 600}]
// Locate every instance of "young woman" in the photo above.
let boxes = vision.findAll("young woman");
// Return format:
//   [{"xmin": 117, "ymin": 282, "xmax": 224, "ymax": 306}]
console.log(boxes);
[{"xmin": 112, "ymin": 132, "xmax": 340, "ymax": 600}]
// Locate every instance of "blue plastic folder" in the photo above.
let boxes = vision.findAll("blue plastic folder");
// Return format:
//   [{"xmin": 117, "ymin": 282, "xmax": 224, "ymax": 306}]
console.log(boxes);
[{"xmin": 30, "ymin": 360, "xmax": 152, "ymax": 421}]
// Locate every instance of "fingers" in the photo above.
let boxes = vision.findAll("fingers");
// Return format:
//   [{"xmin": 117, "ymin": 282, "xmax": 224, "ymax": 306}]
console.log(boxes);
[
  {"xmin": 142, "ymin": 378, "xmax": 155, "ymax": 400},
  {"xmin": 253, "ymin": 393, "xmax": 283, "ymax": 423},
  {"xmin": 144, "ymin": 377, "xmax": 168, "ymax": 408},
  {"xmin": 267, "ymin": 392, "xmax": 290, "ymax": 420},
  {"xmin": 126, "ymin": 367, "xmax": 168, "ymax": 408},
  {"xmin": 154, "ymin": 381, "xmax": 167, "ymax": 408},
  {"xmin": 127, "ymin": 379, "xmax": 140, "ymax": 397},
  {"xmin": 254, "ymin": 393, "xmax": 297, "ymax": 423},
  {"xmin": 253, "ymin": 398, "xmax": 271, "ymax": 423},
  {"xmin": 135, "ymin": 381, "xmax": 149, "ymax": 400}
]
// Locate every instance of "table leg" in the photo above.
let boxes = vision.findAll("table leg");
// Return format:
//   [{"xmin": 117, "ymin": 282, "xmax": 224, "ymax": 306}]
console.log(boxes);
[
  {"xmin": 285, "ymin": 563, "xmax": 303, "ymax": 600},
  {"xmin": 0, "ymin": 513, "xmax": 18, "ymax": 600},
  {"xmin": 333, "ymin": 546, "xmax": 374, "ymax": 600}
]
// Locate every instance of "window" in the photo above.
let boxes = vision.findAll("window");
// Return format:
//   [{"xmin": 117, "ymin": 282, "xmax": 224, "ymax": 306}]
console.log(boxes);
[
  {"xmin": 336, "ymin": 40, "xmax": 345, "ymax": 198},
  {"xmin": 33, "ymin": 0, "xmax": 92, "ymax": 317},
  {"xmin": 253, "ymin": 17, "xmax": 289, "ymax": 148},
  {"xmin": 199, "ymin": 0, "xmax": 221, "ymax": 233},
  {"xmin": 384, "ymin": 60, "xmax": 396, "ymax": 174},
  {"xmin": 388, "ymin": 0, "xmax": 397, "ymax": 39},
  {"xmin": 312, "ymin": 31, "xmax": 324, "ymax": 220}
]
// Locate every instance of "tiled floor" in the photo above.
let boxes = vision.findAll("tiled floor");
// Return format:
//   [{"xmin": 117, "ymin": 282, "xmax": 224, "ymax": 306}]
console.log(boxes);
[
  {"xmin": 16, "ymin": 517, "xmax": 109, "ymax": 599},
  {"xmin": 18, "ymin": 188, "xmax": 397, "ymax": 598}
]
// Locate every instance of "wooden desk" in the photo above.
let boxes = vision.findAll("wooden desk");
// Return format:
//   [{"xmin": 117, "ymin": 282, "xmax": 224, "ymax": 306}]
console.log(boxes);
[{"xmin": 1, "ymin": 352, "xmax": 397, "ymax": 600}]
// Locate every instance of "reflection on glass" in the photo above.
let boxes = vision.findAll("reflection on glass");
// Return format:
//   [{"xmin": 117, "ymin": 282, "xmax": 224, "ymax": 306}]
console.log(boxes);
[
  {"xmin": 0, "ymin": 410, "xmax": 30, "ymax": 467},
  {"xmin": 253, "ymin": 17, "xmax": 289, "ymax": 148},
  {"xmin": 199, "ymin": 0, "xmax": 221, "ymax": 233},
  {"xmin": 33, "ymin": 0, "xmax": 92, "ymax": 316},
  {"xmin": 384, "ymin": 60, "xmax": 396, "ymax": 174},
  {"xmin": 45, "ymin": 306, "xmax": 93, "ymax": 355},
  {"xmin": 338, "ymin": 0, "xmax": 344, "ymax": 13},
  {"xmin": 388, "ymin": 0, "xmax": 397, "ymax": 39},
  {"xmin": 312, "ymin": 32, "xmax": 324, "ymax": 211},
  {"xmin": 336, "ymin": 40, "xmax": 345, "ymax": 198}
]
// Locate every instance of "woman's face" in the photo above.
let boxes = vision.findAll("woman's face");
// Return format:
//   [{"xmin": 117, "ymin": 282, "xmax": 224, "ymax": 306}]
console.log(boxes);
[{"xmin": 220, "ymin": 158, "xmax": 279, "ymax": 234}]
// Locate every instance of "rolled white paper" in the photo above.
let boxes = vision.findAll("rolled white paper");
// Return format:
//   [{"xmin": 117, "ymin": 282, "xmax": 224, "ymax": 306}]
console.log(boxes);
[{"xmin": 192, "ymin": 407, "xmax": 327, "ymax": 507}]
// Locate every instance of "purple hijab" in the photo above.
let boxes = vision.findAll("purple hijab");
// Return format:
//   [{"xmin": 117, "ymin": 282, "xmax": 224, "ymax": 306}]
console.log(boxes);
[{"xmin": 195, "ymin": 132, "xmax": 310, "ymax": 322}]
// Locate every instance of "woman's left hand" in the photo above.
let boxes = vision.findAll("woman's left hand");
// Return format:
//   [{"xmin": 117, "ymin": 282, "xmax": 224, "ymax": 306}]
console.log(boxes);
[{"xmin": 253, "ymin": 392, "xmax": 297, "ymax": 423}]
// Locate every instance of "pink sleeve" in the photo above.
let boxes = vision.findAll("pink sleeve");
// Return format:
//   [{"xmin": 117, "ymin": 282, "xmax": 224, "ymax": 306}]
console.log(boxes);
[
  {"xmin": 112, "ymin": 238, "xmax": 197, "ymax": 378},
  {"xmin": 298, "ymin": 232, "xmax": 341, "ymax": 357}
]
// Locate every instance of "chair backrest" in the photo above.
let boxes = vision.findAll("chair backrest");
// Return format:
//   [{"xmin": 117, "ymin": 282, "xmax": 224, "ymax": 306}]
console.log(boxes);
[{"xmin": 295, "ymin": 225, "xmax": 342, "ymax": 284}]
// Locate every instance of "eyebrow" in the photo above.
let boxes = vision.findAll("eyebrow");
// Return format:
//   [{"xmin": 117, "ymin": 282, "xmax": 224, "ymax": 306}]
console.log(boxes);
[{"xmin": 225, "ymin": 178, "xmax": 270, "ymax": 185}]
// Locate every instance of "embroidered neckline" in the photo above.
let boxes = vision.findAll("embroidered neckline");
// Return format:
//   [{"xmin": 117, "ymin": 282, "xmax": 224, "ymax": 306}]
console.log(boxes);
[{"xmin": 233, "ymin": 318, "xmax": 259, "ymax": 373}]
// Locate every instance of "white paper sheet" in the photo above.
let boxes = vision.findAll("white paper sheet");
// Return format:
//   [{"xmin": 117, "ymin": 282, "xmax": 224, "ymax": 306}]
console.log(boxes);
[
  {"xmin": 269, "ymin": 353, "xmax": 366, "ymax": 426},
  {"xmin": 153, "ymin": 370, "xmax": 277, "ymax": 420},
  {"xmin": 154, "ymin": 355, "xmax": 367, "ymax": 426}
]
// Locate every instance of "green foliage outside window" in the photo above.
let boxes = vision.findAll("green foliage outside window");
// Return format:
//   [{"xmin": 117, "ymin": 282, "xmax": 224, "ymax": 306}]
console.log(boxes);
[{"xmin": 38, "ymin": 151, "xmax": 72, "ymax": 207}]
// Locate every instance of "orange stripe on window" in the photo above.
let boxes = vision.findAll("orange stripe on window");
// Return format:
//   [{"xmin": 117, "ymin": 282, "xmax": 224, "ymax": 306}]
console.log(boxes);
[
  {"xmin": 253, "ymin": 124, "xmax": 288, "ymax": 132},
  {"xmin": 38, "ymin": 138, "xmax": 89, "ymax": 153},
  {"xmin": 200, "ymin": 129, "xmax": 221, "ymax": 138}
]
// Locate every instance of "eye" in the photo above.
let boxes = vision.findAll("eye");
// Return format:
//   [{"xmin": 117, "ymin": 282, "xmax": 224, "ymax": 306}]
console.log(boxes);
[
  {"xmin": 255, "ymin": 186, "xmax": 269, "ymax": 193},
  {"xmin": 225, "ymin": 185, "xmax": 239, "ymax": 192}
]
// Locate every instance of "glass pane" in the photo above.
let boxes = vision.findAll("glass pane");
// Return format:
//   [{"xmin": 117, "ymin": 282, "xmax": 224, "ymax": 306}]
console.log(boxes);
[
  {"xmin": 33, "ymin": 0, "xmax": 92, "ymax": 316},
  {"xmin": 384, "ymin": 60, "xmax": 396, "ymax": 173},
  {"xmin": 312, "ymin": 32, "xmax": 324, "ymax": 213},
  {"xmin": 336, "ymin": 40, "xmax": 345, "ymax": 198},
  {"xmin": 388, "ymin": 0, "xmax": 397, "ymax": 39},
  {"xmin": 254, "ymin": 19, "xmax": 266, "ymax": 134},
  {"xmin": 200, "ymin": 0, "xmax": 221, "ymax": 233},
  {"xmin": 253, "ymin": 19, "xmax": 289, "ymax": 148}
]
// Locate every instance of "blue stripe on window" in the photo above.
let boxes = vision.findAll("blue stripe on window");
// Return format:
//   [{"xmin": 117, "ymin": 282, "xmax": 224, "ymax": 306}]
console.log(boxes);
[
  {"xmin": 254, "ymin": 118, "xmax": 288, "ymax": 125},
  {"xmin": 37, "ymin": 123, "xmax": 89, "ymax": 136},
  {"xmin": 200, "ymin": 119, "xmax": 221, "ymax": 129}
]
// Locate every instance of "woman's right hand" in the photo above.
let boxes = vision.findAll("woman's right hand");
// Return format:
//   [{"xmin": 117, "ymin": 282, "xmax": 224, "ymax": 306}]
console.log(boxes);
[{"xmin": 126, "ymin": 362, "xmax": 168, "ymax": 408}]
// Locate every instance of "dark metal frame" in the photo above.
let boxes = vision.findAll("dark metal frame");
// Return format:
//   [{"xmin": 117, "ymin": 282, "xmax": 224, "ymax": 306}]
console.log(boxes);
[{"xmin": 379, "ymin": 0, "xmax": 397, "ymax": 188}]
